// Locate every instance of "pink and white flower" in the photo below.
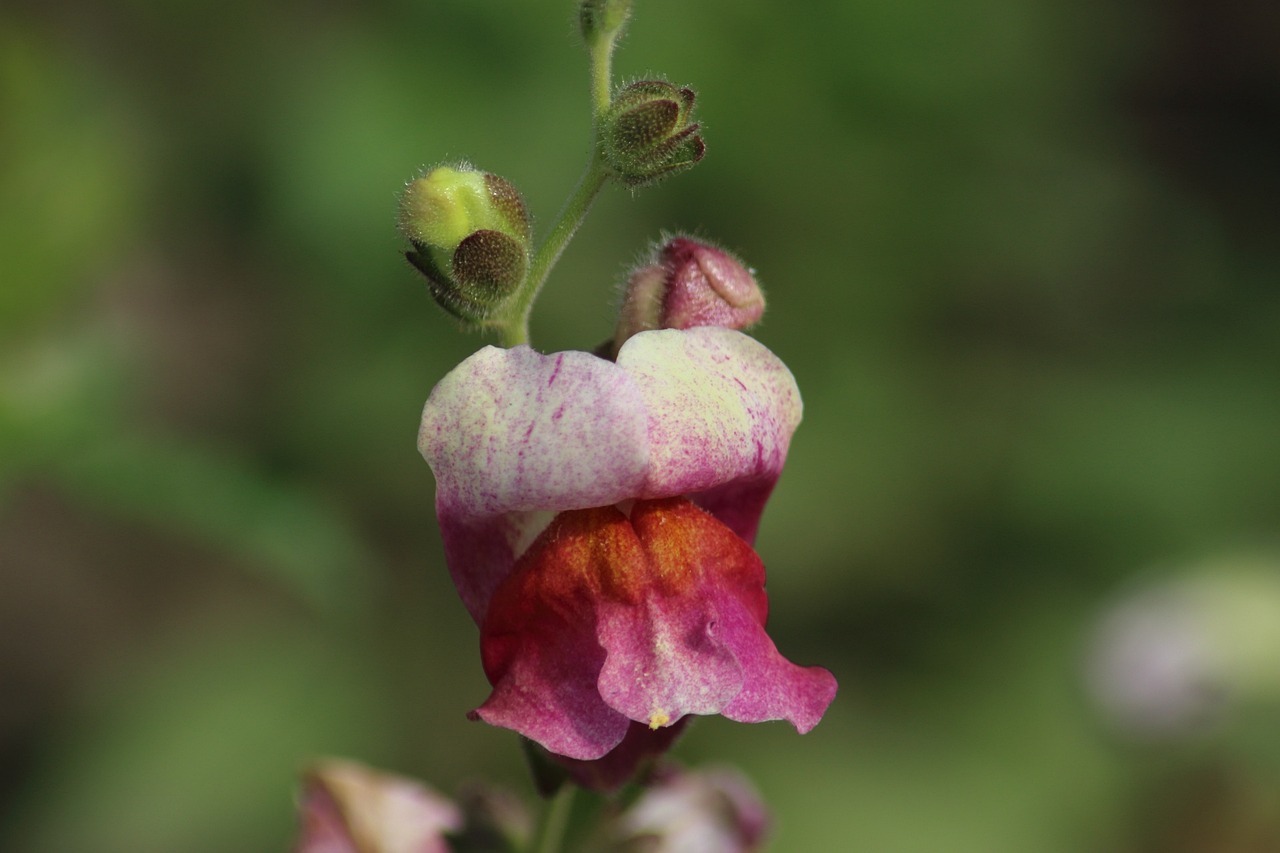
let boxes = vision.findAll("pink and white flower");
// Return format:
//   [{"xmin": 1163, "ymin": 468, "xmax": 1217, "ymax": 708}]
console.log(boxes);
[{"xmin": 419, "ymin": 326, "xmax": 836, "ymax": 785}]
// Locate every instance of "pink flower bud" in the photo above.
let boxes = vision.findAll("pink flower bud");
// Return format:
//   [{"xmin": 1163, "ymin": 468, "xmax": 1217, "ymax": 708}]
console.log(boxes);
[{"xmin": 614, "ymin": 237, "xmax": 765, "ymax": 354}]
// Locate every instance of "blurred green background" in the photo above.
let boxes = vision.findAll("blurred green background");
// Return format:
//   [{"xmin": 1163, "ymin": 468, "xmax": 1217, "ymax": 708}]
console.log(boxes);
[{"xmin": 3, "ymin": 0, "xmax": 1279, "ymax": 850}]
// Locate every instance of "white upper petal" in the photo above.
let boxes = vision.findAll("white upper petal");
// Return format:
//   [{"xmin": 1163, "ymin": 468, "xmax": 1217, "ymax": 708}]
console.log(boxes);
[
  {"xmin": 618, "ymin": 327, "xmax": 802, "ymax": 498},
  {"xmin": 419, "ymin": 346, "xmax": 650, "ymax": 517}
]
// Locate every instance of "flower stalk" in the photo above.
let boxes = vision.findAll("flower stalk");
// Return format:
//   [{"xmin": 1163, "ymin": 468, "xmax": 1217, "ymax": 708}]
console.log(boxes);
[
  {"xmin": 530, "ymin": 785, "xmax": 575, "ymax": 853},
  {"xmin": 484, "ymin": 0, "xmax": 627, "ymax": 348},
  {"xmin": 580, "ymin": 0, "xmax": 632, "ymax": 118},
  {"xmin": 402, "ymin": 0, "xmax": 709, "ymax": 346},
  {"xmin": 494, "ymin": 159, "xmax": 609, "ymax": 347}
]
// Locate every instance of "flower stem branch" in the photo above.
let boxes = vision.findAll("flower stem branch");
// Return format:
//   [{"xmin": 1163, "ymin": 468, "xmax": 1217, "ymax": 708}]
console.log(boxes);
[
  {"xmin": 497, "ymin": 158, "xmax": 608, "ymax": 348},
  {"xmin": 530, "ymin": 785, "xmax": 575, "ymax": 853},
  {"xmin": 589, "ymin": 35, "xmax": 617, "ymax": 121},
  {"xmin": 492, "ymin": 10, "xmax": 622, "ymax": 348}
]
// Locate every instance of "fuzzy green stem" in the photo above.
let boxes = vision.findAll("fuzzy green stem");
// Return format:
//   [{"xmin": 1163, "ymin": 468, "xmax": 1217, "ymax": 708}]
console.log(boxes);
[
  {"xmin": 495, "ymin": 159, "xmax": 609, "ymax": 348},
  {"xmin": 530, "ymin": 785, "xmax": 576, "ymax": 853},
  {"xmin": 589, "ymin": 34, "xmax": 618, "ymax": 120},
  {"xmin": 490, "ymin": 17, "xmax": 621, "ymax": 348}
]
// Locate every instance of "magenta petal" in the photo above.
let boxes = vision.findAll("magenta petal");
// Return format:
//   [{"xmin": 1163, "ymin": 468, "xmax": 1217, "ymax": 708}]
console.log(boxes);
[
  {"xmin": 597, "ymin": 596, "xmax": 743, "ymax": 729},
  {"xmin": 553, "ymin": 719, "xmax": 691, "ymax": 792},
  {"xmin": 617, "ymin": 499, "xmax": 835, "ymax": 733},
  {"xmin": 475, "ymin": 507, "xmax": 642, "ymax": 760},
  {"xmin": 626, "ymin": 499, "xmax": 836, "ymax": 733},
  {"xmin": 471, "ymin": 617, "xmax": 630, "ymax": 761},
  {"xmin": 714, "ymin": 595, "xmax": 838, "ymax": 733},
  {"xmin": 600, "ymin": 580, "xmax": 835, "ymax": 736},
  {"xmin": 476, "ymin": 499, "xmax": 835, "ymax": 776}
]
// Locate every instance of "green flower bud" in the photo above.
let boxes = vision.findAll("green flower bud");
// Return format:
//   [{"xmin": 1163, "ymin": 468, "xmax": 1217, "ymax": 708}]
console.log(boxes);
[
  {"xmin": 580, "ymin": 0, "xmax": 632, "ymax": 44},
  {"xmin": 600, "ymin": 80, "xmax": 705, "ymax": 188},
  {"xmin": 399, "ymin": 164, "xmax": 532, "ymax": 322},
  {"xmin": 400, "ymin": 165, "xmax": 530, "ymax": 251}
]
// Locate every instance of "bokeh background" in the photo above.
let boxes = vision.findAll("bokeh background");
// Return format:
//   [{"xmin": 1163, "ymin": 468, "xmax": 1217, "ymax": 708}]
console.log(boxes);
[{"xmin": 3, "ymin": 0, "xmax": 1279, "ymax": 849}]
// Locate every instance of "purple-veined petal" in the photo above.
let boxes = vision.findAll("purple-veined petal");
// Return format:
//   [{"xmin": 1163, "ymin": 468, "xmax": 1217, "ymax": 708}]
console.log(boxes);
[
  {"xmin": 420, "ymin": 346, "xmax": 650, "ymax": 516},
  {"xmin": 618, "ymin": 327, "xmax": 802, "ymax": 543},
  {"xmin": 420, "ymin": 346, "xmax": 649, "ymax": 620}
]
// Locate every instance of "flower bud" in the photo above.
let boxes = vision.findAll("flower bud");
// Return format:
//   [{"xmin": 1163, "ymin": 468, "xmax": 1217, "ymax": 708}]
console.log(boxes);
[
  {"xmin": 400, "ymin": 165, "xmax": 530, "ymax": 250},
  {"xmin": 613, "ymin": 236, "xmax": 764, "ymax": 354},
  {"xmin": 580, "ymin": 0, "xmax": 632, "ymax": 44},
  {"xmin": 600, "ymin": 80, "xmax": 705, "ymax": 187},
  {"xmin": 399, "ymin": 164, "xmax": 532, "ymax": 322},
  {"xmin": 294, "ymin": 759, "xmax": 461, "ymax": 853}
]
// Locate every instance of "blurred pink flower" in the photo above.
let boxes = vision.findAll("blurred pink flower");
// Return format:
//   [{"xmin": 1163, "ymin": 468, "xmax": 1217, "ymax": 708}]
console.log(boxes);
[
  {"xmin": 294, "ymin": 759, "xmax": 461, "ymax": 853},
  {"xmin": 614, "ymin": 765, "xmax": 769, "ymax": 853}
]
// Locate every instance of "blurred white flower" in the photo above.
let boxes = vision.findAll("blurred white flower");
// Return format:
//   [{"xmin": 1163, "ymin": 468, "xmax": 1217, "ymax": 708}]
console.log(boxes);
[{"xmin": 1086, "ymin": 560, "xmax": 1280, "ymax": 737}]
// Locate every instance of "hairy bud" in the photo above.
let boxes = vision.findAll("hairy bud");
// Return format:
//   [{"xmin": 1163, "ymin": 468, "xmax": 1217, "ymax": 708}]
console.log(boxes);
[
  {"xmin": 399, "ymin": 164, "xmax": 531, "ymax": 322},
  {"xmin": 600, "ymin": 80, "xmax": 705, "ymax": 188},
  {"xmin": 613, "ymin": 236, "xmax": 764, "ymax": 354}
]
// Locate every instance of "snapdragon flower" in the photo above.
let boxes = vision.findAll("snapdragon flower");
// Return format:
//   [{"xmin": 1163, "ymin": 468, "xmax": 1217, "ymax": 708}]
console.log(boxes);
[{"xmin": 419, "ymin": 324, "xmax": 836, "ymax": 786}]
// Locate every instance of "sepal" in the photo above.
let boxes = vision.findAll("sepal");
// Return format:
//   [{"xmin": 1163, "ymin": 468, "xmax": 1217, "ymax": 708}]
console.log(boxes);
[{"xmin": 600, "ymin": 80, "xmax": 705, "ymax": 188}]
